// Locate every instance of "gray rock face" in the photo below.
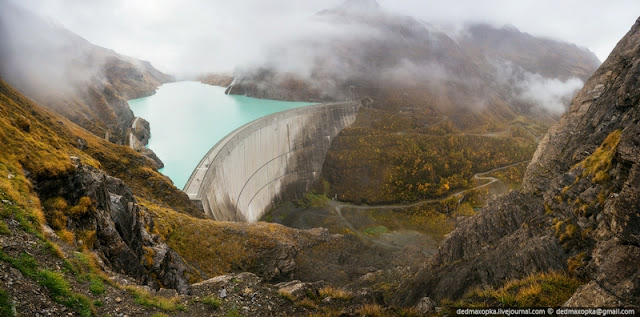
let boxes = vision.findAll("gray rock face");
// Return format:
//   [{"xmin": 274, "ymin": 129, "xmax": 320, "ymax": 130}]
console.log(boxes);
[
  {"xmin": 397, "ymin": 17, "xmax": 640, "ymax": 307},
  {"xmin": 564, "ymin": 281, "xmax": 625, "ymax": 307},
  {"xmin": 275, "ymin": 280, "xmax": 325, "ymax": 301},
  {"xmin": 415, "ymin": 297, "xmax": 437, "ymax": 315},
  {"xmin": 129, "ymin": 117, "xmax": 164, "ymax": 169},
  {"xmin": 33, "ymin": 163, "xmax": 190, "ymax": 293},
  {"xmin": 191, "ymin": 272, "xmax": 262, "ymax": 298},
  {"xmin": 131, "ymin": 117, "xmax": 152, "ymax": 146}
]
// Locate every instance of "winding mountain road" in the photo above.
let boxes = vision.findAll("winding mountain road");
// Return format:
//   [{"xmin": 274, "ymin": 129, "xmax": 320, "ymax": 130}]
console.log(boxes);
[{"xmin": 326, "ymin": 160, "xmax": 529, "ymax": 249}]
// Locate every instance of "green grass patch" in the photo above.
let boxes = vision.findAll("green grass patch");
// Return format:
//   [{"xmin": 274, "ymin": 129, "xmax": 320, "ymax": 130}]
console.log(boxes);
[
  {"xmin": 13, "ymin": 208, "xmax": 38, "ymax": 235},
  {"xmin": 38, "ymin": 269, "xmax": 94, "ymax": 317},
  {"xmin": 0, "ymin": 251, "xmax": 39, "ymax": 278},
  {"xmin": 70, "ymin": 251, "xmax": 118, "ymax": 288},
  {"xmin": 43, "ymin": 241, "xmax": 65, "ymax": 259},
  {"xmin": 38, "ymin": 269, "xmax": 71, "ymax": 299},
  {"xmin": 0, "ymin": 288, "xmax": 14, "ymax": 317},
  {"xmin": 126, "ymin": 286, "xmax": 186, "ymax": 312},
  {"xmin": 224, "ymin": 307, "xmax": 244, "ymax": 317},
  {"xmin": 0, "ymin": 219, "xmax": 9, "ymax": 235},
  {"xmin": 295, "ymin": 192, "xmax": 330, "ymax": 208},
  {"xmin": 0, "ymin": 251, "xmax": 94, "ymax": 316},
  {"xmin": 88, "ymin": 275, "xmax": 105, "ymax": 295},
  {"xmin": 151, "ymin": 313, "xmax": 170, "ymax": 317},
  {"xmin": 193, "ymin": 295, "xmax": 221, "ymax": 309},
  {"xmin": 362, "ymin": 225, "xmax": 390, "ymax": 236},
  {"xmin": 0, "ymin": 199, "xmax": 43, "ymax": 238}
]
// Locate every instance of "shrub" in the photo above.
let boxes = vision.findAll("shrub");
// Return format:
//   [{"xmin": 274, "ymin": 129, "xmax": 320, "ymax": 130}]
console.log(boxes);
[
  {"xmin": 581, "ymin": 129, "xmax": 621, "ymax": 183},
  {"xmin": 295, "ymin": 298, "xmax": 318, "ymax": 310},
  {"xmin": 278, "ymin": 290, "xmax": 295, "ymax": 302},
  {"xmin": 357, "ymin": 303, "xmax": 387, "ymax": 317},
  {"xmin": 319, "ymin": 286, "xmax": 353, "ymax": 300},
  {"xmin": 68, "ymin": 197, "xmax": 94, "ymax": 218},
  {"xmin": 126, "ymin": 286, "xmax": 186, "ymax": 312},
  {"xmin": 457, "ymin": 272, "xmax": 582, "ymax": 308}
]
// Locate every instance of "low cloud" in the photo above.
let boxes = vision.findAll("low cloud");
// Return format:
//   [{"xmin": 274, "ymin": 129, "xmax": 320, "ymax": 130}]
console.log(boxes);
[
  {"xmin": 518, "ymin": 74, "xmax": 583, "ymax": 115},
  {"xmin": 11, "ymin": 0, "xmax": 640, "ymax": 77},
  {"xmin": 491, "ymin": 60, "xmax": 583, "ymax": 114}
]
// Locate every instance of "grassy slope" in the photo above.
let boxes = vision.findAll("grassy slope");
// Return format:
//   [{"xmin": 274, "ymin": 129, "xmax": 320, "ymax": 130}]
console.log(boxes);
[
  {"xmin": 0, "ymin": 78, "xmax": 200, "ymax": 217},
  {"xmin": 0, "ymin": 77, "xmax": 374, "ymax": 291},
  {"xmin": 444, "ymin": 272, "xmax": 581, "ymax": 309},
  {"xmin": 323, "ymin": 107, "xmax": 542, "ymax": 204}
]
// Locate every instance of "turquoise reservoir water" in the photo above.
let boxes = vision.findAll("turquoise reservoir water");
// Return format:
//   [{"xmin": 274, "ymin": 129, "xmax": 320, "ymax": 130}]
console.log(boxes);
[{"xmin": 128, "ymin": 81, "xmax": 315, "ymax": 190}]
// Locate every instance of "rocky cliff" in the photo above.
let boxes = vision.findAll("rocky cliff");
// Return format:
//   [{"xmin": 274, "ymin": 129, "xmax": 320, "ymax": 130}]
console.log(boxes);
[
  {"xmin": 398, "ymin": 17, "xmax": 640, "ymax": 308},
  {"xmin": 35, "ymin": 162, "xmax": 191, "ymax": 292},
  {"xmin": 0, "ymin": 77, "xmax": 196, "ymax": 292}
]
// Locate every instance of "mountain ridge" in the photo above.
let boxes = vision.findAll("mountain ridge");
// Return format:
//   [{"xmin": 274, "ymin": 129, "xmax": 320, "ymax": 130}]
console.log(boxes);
[
  {"xmin": 396, "ymin": 16, "xmax": 640, "ymax": 308},
  {"xmin": 228, "ymin": 1, "xmax": 599, "ymax": 117}
]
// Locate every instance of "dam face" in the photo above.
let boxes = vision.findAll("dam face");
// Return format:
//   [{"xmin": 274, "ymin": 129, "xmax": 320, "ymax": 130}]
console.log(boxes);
[{"xmin": 184, "ymin": 101, "xmax": 361, "ymax": 222}]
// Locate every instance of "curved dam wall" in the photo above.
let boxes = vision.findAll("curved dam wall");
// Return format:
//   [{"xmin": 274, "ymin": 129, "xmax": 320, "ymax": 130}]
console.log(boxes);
[{"xmin": 183, "ymin": 101, "xmax": 361, "ymax": 222}]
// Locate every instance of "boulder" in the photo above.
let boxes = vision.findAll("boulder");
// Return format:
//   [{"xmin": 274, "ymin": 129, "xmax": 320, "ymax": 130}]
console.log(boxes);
[{"xmin": 275, "ymin": 280, "xmax": 325, "ymax": 301}]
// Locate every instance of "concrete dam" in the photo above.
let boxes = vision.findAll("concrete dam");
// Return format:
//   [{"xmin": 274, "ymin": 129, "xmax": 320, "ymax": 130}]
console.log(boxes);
[{"xmin": 183, "ymin": 100, "xmax": 362, "ymax": 222}]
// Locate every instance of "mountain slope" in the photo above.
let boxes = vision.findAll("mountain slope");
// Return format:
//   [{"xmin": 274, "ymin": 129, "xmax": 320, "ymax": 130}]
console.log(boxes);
[
  {"xmin": 220, "ymin": 0, "xmax": 600, "ymax": 206},
  {"xmin": 398, "ymin": 17, "xmax": 640, "ymax": 308},
  {"xmin": 459, "ymin": 23, "xmax": 600, "ymax": 82},
  {"xmin": 228, "ymin": 1, "xmax": 599, "ymax": 117},
  {"xmin": 0, "ymin": 1, "xmax": 172, "ymax": 145},
  {"xmin": 0, "ymin": 77, "xmax": 403, "ymax": 315}
]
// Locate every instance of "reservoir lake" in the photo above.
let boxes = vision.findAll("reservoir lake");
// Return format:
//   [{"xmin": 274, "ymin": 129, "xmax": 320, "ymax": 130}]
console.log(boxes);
[{"xmin": 128, "ymin": 81, "xmax": 315, "ymax": 189}]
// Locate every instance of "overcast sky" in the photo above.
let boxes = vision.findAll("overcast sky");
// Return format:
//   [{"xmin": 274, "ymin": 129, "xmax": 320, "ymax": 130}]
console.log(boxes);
[{"xmin": 11, "ymin": 0, "xmax": 640, "ymax": 76}]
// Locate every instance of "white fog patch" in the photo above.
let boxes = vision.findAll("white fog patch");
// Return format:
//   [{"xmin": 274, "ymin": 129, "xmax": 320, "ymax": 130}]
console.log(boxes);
[{"xmin": 518, "ymin": 74, "xmax": 584, "ymax": 115}]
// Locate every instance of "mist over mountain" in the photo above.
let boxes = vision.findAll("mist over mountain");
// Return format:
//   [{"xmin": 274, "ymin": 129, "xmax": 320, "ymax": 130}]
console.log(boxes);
[
  {"xmin": 0, "ymin": 1, "xmax": 171, "ymax": 145},
  {"xmin": 228, "ymin": 0, "xmax": 600, "ymax": 120}
]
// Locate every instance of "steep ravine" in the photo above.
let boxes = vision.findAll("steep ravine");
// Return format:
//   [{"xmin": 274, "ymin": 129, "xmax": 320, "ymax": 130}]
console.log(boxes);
[{"xmin": 397, "ymin": 17, "xmax": 640, "ymax": 308}]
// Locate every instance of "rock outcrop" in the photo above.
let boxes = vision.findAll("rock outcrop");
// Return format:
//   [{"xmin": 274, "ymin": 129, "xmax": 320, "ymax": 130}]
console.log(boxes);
[
  {"xmin": 33, "ymin": 162, "xmax": 190, "ymax": 293},
  {"xmin": 397, "ymin": 17, "xmax": 640, "ymax": 308},
  {"xmin": 198, "ymin": 73, "xmax": 234, "ymax": 87},
  {"xmin": 129, "ymin": 117, "xmax": 164, "ymax": 169}
]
